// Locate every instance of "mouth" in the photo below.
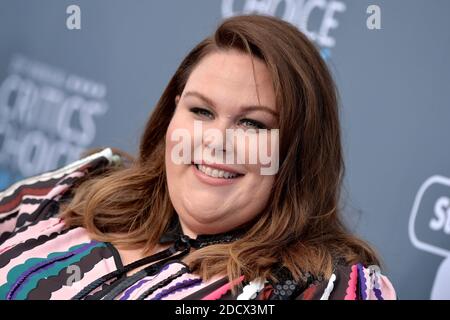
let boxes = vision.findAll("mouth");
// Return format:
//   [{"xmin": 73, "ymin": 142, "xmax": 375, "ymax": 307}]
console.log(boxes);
[{"xmin": 191, "ymin": 162, "xmax": 244, "ymax": 185}]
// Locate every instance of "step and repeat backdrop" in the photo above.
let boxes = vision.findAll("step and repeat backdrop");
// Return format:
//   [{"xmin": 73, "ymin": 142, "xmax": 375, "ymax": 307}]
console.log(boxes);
[{"xmin": 0, "ymin": 0, "xmax": 449, "ymax": 299}]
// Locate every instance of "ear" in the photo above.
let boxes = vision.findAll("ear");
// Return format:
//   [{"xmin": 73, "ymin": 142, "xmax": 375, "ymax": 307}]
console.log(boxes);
[{"xmin": 175, "ymin": 95, "xmax": 180, "ymax": 106}]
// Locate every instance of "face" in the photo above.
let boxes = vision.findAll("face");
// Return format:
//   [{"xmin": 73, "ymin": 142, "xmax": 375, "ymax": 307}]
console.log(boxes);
[{"xmin": 165, "ymin": 49, "xmax": 278, "ymax": 237}]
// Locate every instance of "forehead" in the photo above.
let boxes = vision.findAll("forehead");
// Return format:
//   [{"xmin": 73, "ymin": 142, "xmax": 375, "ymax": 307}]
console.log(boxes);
[{"xmin": 182, "ymin": 50, "xmax": 276, "ymax": 110}]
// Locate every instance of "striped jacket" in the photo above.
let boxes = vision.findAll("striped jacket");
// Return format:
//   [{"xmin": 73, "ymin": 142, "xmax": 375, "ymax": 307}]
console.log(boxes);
[{"xmin": 0, "ymin": 148, "xmax": 396, "ymax": 300}]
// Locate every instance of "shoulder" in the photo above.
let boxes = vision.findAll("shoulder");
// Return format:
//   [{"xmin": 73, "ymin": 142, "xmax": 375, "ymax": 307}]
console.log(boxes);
[
  {"xmin": 295, "ymin": 263, "xmax": 397, "ymax": 300},
  {"xmin": 0, "ymin": 148, "xmax": 119, "ymax": 243},
  {"xmin": 0, "ymin": 148, "xmax": 118, "ymax": 201}
]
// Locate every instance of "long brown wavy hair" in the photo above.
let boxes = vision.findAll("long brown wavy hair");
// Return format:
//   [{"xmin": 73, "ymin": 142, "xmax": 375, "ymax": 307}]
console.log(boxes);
[{"xmin": 61, "ymin": 14, "xmax": 380, "ymax": 285}]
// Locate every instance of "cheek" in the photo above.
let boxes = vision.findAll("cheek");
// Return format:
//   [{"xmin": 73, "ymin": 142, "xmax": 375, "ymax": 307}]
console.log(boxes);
[
  {"xmin": 165, "ymin": 112, "xmax": 194, "ymax": 167},
  {"xmin": 256, "ymin": 177, "xmax": 274, "ymax": 207},
  {"xmin": 165, "ymin": 122, "xmax": 175, "ymax": 168},
  {"xmin": 241, "ymin": 174, "xmax": 274, "ymax": 207},
  {"xmin": 252, "ymin": 175, "xmax": 274, "ymax": 195},
  {"xmin": 240, "ymin": 175, "xmax": 274, "ymax": 221},
  {"xmin": 165, "ymin": 119, "xmax": 185, "ymax": 180},
  {"xmin": 236, "ymin": 132, "xmax": 279, "ymax": 174}
]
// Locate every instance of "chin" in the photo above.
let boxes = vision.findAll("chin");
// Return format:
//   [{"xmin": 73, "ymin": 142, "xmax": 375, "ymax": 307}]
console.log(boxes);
[
  {"xmin": 181, "ymin": 216, "xmax": 231, "ymax": 235},
  {"xmin": 187, "ymin": 208, "xmax": 229, "ymax": 225}
]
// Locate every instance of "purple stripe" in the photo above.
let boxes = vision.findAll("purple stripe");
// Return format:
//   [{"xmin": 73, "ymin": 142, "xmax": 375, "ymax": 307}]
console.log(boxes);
[
  {"xmin": 157, "ymin": 263, "xmax": 172, "ymax": 273},
  {"xmin": 370, "ymin": 267, "xmax": 384, "ymax": 300},
  {"xmin": 151, "ymin": 278, "xmax": 202, "ymax": 300},
  {"xmin": 119, "ymin": 262, "xmax": 173, "ymax": 300},
  {"xmin": 120, "ymin": 279, "xmax": 151, "ymax": 300},
  {"xmin": 374, "ymin": 286, "xmax": 384, "ymax": 300},
  {"xmin": 357, "ymin": 263, "xmax": 367, "ymax": 300},
  {"xmin": 7, "ymin": 241, "xmax": 99, "ymax": 300}
]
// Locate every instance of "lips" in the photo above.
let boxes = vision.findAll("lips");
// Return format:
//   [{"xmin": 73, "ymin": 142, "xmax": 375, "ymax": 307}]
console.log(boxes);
[
  {"xmin": 191, "ymin": 161, "xmax": 245, "ymax": 176},
  {"xmin": 195, "ymin": 164, "xmax": 240, "ymax": 179},
  {"xmin": 191, "ymin": 162, "xmax": 244, "ymax": 182}
]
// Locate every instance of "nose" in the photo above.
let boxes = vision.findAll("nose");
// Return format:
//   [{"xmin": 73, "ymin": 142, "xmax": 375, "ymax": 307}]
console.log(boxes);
[
  {"xmin": 202, "ymin": 118, "xmax": 232, "ymax": 161},
  {"xmin": 203, "ymin": 119, "xmax": 226, "ymax": 149}
]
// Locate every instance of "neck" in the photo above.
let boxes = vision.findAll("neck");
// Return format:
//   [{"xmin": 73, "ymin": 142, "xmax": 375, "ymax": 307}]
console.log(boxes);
[{"xmin": 158, "ymin": 214, "xmax": 250, "ymax": 248}]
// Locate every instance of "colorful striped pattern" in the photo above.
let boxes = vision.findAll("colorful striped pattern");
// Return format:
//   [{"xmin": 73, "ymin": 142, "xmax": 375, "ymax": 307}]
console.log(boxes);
[{"xmin": 0, "ymin": 148, "xmax": 397, "ymax": 300}]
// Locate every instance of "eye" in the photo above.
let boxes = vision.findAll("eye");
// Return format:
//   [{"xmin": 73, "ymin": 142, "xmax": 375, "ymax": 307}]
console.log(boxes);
[
  {"xmin": 239, "ymin": 118, "xmax": 267, "ymax": 130},
  {"xmin": 189, "ymin": 107, "xmax": 214, "ymax": 119}
]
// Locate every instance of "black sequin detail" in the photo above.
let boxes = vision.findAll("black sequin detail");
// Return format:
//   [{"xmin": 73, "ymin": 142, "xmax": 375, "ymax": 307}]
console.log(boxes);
[{"xmin": 268, "ymin": 265, "xmax": 320, "ymax": 300}]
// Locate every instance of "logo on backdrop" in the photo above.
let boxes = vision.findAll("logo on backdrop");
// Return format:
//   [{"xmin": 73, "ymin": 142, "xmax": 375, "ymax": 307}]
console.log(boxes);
[
  {"xmin": 409, "ymin": 175, "xmax": 450, "ymax": 299},
  {"xmin": 221, "ymin": 0, "xmax": 347, "ymax": 60},
  {"xmin": 0, "ymin": 54, "xmax": 108, "ymax": 190}
]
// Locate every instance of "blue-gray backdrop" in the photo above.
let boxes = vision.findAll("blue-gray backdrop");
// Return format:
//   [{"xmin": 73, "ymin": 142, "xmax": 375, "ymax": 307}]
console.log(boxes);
[{"xmin": 1, "ymin": 0, "xmax": 449, "ymax": 300}]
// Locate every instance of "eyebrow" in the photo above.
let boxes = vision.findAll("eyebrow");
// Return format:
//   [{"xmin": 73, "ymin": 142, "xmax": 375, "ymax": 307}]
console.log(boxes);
[{"xmin": 182, "ymin": 90, "xmax": 278, "ymax": 118}]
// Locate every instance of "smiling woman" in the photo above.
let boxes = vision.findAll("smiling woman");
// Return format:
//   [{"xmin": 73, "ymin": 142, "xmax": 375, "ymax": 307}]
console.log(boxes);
[
  {"xmin": 0, "ymin": 14, "xmax": 396, "ymax": 300},
  {"xmin": 166, "ymin": 49, "xmax": 278, "ymax": 237}
]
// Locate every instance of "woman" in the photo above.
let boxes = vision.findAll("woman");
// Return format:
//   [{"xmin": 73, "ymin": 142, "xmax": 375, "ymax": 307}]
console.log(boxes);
[{"xmin": 0, "ymin": 15, "xmax": 396, "ymax": 300}]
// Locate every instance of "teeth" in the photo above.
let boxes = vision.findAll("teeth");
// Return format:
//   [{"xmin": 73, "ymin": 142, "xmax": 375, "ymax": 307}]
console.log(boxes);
[{"xmin": 196, "ymin": 164, "xmax": 238, "ymax": 179}]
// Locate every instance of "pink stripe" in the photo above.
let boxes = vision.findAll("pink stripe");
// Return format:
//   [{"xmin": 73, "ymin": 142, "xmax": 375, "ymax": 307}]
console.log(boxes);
[
  {"xmin": 0, "ymin": 227, "xmax": 91, "ymax": 285},
  {"xmin": 0, "ymin": 208, "xmax": 20, "ymax": 218},
  {"xmin": 201, "ymin": 275, "xmax": 245, "ymax": 300},
  {"xmin": 344, "ymin": 264, "xmax": 358, "ymax": 300},
  {"xmin": 130, "ymin": 263, "xmax": 186, "ymax": 299},
  {"xmin": 378, "ymin": 275, "xmax": 396, "ymax": 300},
  {"xmin": 0, "ymin": 218, "xmax": 64, "ymax": 253},
  {"xmin": 0, "ymin": 218, "xmax": 17, "ymax": 238}
]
